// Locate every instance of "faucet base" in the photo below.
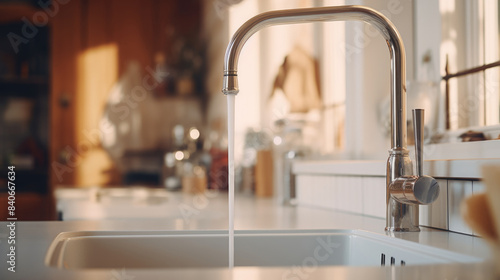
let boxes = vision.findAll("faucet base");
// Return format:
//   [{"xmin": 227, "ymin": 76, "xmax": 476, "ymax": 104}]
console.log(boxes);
[
  {"xmin": 385, "ymin": 199, "xmax": 420, "ymax": 232},
  {"xmin": 386, "ymin": 152, "xmax": 421, "ymax": 232},
  {"xmin": 385, "ymin": 226, "xmax": 420, "ymax": 232}
]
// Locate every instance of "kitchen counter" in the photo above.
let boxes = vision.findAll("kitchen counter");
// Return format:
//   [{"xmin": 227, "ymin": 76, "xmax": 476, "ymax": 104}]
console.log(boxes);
[{"xmin": 0, "ymin": 192, "xmax": 495, "ymax": 279}]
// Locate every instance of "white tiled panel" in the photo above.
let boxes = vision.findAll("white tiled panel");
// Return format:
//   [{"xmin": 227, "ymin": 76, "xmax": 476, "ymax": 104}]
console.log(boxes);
[
  {"xmin": 296, "ymin": 173, "xmax": 479, "ymax": 235},
  {"xmin": 317, "ymin": 176, "xmax": 330, "ymax": 209},
  {"xmin": 336, "ymin": 176, "xmax": 348, "ymax": 212},
  {"xmin": 344, "ymin": 176, "xmax": 362, "ymax": 213},
  {"xmin": 472, "ymin": 181, "xmax": 486, "ymax": 194},
  {"xmin": 361, "ymin": 177, "xmax": 386, "ymax": 219},
  {"xmin": 296, "ymin": 175, "xmax": 313, "ymax": 206},
  {"xmin": 420, "ymin": 179, "xmax": 448, "ymax": 229},
  {"xmin": 296, "ymin": 175, "xmax": 378, "ymax": 215},
  {"xmin": 448, "ymin": 180, "xmax": 473, "ymax": 235}
]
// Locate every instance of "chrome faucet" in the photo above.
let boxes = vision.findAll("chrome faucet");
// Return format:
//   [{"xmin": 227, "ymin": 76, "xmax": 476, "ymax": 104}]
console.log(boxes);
[{"xmin": 221, "ymin": 5, "xmax": 439, "ymax": 232}]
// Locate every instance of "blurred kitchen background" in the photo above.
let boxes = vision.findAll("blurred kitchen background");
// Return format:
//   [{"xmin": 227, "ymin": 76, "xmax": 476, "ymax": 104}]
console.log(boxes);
[{"xmin": 0, "ymin": 0, "xmax": 496, "ymax": 221}]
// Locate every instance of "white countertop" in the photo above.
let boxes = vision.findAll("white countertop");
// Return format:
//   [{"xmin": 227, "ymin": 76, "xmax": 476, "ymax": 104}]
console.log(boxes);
[{"xmin": 0, "ymin": 192, "xmax": 495, "ymax": 279}]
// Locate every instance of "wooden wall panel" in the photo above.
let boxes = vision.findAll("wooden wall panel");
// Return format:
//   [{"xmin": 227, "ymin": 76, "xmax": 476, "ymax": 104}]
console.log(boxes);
[
  {"xmin": 50, "ymin": 0, "xmax": 82, "ymax": 187},
  {"xmin": 110, "ymin": 0, "xmax": 155, "ymax": 74}
]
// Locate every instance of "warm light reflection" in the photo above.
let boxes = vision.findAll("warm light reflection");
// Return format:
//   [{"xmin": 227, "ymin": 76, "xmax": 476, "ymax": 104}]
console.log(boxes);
[
  {"xmin": 175, "ymin": 151, "xmax": 185, "ymax": 161},
  {"xmin": 76, "ymin": 44, "xmax": 118, "ymax": 185},
  {"xmin": 273, "ymin": 136, "xmax": 282, "ymax": 145},
  {"xmin": 189, "ymin": 127, "xmax": 200, "ymax": 140}
]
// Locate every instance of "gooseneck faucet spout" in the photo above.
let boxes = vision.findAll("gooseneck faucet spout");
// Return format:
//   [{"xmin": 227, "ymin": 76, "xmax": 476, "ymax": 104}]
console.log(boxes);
[
  {"xmin": 223, "ymin": 5, "xmax": 406, "ymax": 150},
  {"xmin": 222, "ymin": 5, "xmax": 439, "ymax": 232}
]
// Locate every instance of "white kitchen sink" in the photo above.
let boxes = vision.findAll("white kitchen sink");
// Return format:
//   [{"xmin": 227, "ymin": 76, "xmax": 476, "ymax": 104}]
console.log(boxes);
[{"xmin": 45, "ymin": 229, "xmax": 483, "ymax": 269}]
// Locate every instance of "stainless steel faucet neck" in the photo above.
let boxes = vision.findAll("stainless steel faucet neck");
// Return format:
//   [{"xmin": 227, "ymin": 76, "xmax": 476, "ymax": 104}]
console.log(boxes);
[{"xmin": 222, "ymin": 5, "xmax": 438, "ymax": 232}]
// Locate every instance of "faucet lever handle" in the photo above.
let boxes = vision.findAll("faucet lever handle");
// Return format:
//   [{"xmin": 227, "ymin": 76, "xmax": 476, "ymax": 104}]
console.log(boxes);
[
  {"xmin": 412, "ymin": 109, "xmax": 424, "ymax": 176},
  {"xmin": 390, "ymin": 109, "xmax": 440, "ymax": 205}
]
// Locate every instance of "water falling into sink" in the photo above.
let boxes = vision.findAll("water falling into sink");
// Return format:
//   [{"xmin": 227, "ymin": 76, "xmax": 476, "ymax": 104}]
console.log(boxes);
[{"xmin": 227, "ymin": 94, "xmax": 235, "ymax": 268}]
